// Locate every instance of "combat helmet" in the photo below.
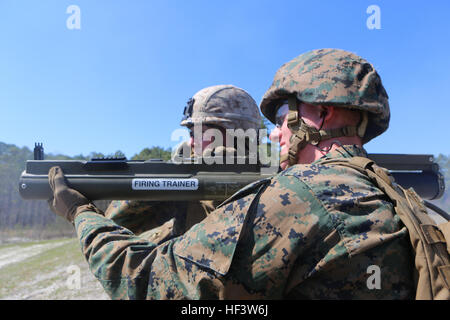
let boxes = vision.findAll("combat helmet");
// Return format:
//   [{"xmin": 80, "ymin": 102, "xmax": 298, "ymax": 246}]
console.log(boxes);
[
  {"xmin": 260, "ymin": 48, "xmax": 390, "ymax": 166},
  {"xmin": 177, "ymin": 85, "xmax": 261, "ymax": 159},
  {"xmin": 181, "ymin": 85, "xmax": 261, "ymax": 131}
]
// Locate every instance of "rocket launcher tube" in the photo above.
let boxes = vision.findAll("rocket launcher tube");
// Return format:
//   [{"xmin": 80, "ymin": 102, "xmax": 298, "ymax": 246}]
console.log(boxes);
[{"xmin": 18, "ymin": 154, "xmax": 445, "ymax": 201}]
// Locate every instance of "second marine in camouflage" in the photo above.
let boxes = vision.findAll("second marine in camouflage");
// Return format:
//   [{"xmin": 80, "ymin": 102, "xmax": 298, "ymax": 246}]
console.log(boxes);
[
  {"xmin": 47, "ymin": 48, "xmax": 414, "ymax": 299},
  {"xmin": 104, "ymin": 84, "xmax": 262, "ymax": 243}
]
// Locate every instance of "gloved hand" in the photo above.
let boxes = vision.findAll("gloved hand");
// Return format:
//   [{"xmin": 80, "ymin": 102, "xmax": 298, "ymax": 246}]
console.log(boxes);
[{"xmin": 48, "ymin": 166, "xmax": 101, "ymax": 224}]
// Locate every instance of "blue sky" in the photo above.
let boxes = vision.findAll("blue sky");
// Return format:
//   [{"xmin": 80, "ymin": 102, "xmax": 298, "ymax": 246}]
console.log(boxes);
[{"xmin": 0, "ymin": 0, "xmax": 449, "ymax": 158}]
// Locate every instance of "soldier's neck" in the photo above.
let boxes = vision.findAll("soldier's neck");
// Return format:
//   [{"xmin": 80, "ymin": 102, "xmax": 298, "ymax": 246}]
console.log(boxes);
[{"xmin": 297, "ymin": 137, "xmax": 363, "ymax": 164}]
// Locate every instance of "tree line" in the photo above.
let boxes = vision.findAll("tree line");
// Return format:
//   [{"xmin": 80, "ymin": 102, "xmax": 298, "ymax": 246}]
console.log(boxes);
[{"xmin": 0, "ymin": 142, "xmax": 172, "ymax": 233}]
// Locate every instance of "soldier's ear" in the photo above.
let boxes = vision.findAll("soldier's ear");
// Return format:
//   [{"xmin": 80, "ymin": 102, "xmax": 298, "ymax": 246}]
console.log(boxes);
[{"xmin": 321, "ymin": 106, "xmax": 334, "ymax": 122}]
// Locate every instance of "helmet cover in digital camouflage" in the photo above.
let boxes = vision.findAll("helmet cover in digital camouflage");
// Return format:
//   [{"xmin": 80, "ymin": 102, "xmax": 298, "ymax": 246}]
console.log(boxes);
[{"xmin": 260, "ymin": 48, "xmax": 390, "ymax": 144}]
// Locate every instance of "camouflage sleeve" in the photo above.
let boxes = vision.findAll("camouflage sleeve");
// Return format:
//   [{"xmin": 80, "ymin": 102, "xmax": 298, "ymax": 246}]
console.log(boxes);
[
  {"xmin": 73, "ymin": 190, "xmax": 254, "ymax": 299},
  {"xmin": 74, "ymin": 175, "xmax": 333, "ymax": 299}
]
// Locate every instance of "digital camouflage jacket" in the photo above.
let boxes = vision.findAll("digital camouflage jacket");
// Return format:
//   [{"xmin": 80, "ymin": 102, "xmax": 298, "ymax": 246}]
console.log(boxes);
[{"xmin": 74, "ymin": 145, "xmax": 414, "ymax": 299}]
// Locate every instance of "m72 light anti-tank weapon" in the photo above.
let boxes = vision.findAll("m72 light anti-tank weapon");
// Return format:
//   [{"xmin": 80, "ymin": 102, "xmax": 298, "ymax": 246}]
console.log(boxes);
[{"xmin": 19, "ymin": 143, "xmax": 448, "ymax": 220}]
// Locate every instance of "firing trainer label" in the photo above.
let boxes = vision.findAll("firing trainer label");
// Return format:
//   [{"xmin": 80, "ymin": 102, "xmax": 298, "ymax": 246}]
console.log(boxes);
[{"xmin": 132, "ymin": 178, "xmax": 199, "ymax": 190}]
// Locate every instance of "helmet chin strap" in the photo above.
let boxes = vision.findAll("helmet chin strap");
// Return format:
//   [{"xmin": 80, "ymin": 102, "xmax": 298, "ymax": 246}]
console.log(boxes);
[{"xmin": 279, "ymin": 97, "xmax": 368, "ymax": 167}]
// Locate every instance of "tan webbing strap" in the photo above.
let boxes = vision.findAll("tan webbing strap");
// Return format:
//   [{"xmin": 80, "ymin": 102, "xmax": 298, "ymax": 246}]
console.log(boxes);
[
  {"xmin": 318, "ymin": 126, "xmax": 358, "ymax": 141},
  {"xmin": 320, "ymin": 157, "xmax": 374, "ymax": 176},
  {"xmin": 421, "ymin": 224, "xmax": 447, "ymax": 245},
  {"xmin": 287, "ymin": 96, "xmax": 299, "ymax": 128},
  {"xmin": 285, "ymin": 96, "xmax": 302, "ymax": 166},
  {"xmin": 346, "ymin": 156, "xmax": 373, "ymax": 170},
  {"xmin": 324, "ymin": 156, "xmax": 450, "ymax": 299},
  {"xmin": 439, "ymin": 222, "xmax": 450, "ymax": 255},
  {"xmin": 279, "ymin": 153, "xmax": 289, "ymax": 164},
  {"xmin": 357, "ymin": 111, "xmax": 369, "ymax": 138},
  {"xmin": 438, "ymin": 266, "xmax": 450, "ymax": 290}
]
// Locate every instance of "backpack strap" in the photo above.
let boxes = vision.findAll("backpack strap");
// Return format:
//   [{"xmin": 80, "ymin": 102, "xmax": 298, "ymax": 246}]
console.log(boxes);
[{"xmin": 322, "ymin": 156, "xmax": 450, "ymax": 299}]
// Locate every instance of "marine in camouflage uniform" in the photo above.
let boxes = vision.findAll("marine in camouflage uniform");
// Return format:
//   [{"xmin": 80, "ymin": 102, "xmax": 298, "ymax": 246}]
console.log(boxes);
[
  {"xmin": 48, "ymin": 49, "xmax": 414, "ymax": 299},
  {"xmin": 104, "ymin": 85, "xmax": 262, "ymax": 243}
]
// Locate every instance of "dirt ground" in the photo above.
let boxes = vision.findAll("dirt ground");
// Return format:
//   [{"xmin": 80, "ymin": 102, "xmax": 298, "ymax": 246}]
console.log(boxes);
[{"xmin": 0, "ymin": 238, "xmax": 109, "ymax": 300}]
